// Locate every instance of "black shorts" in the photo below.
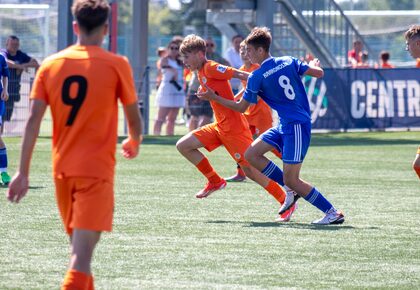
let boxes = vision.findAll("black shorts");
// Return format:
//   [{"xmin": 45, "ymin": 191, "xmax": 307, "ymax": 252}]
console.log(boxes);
[{"xmin": 188, "ymin": 94, "xmax": 213, "ymax": 117}]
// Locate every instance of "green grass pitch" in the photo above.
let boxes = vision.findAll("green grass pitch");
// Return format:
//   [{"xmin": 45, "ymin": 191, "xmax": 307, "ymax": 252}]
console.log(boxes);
[{"xmin": 0, "ymin": 131, "xmax": 419, "ymax": 289}]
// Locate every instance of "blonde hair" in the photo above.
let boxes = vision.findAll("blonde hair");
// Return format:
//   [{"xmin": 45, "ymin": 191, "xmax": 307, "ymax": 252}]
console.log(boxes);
[
  {"xmin": 180, "ymin": 34, "xmax": 206, "ymax": 55},
  {"xmin": 405, "ymin": 25, "xmax": 420, "ymax": 40}
]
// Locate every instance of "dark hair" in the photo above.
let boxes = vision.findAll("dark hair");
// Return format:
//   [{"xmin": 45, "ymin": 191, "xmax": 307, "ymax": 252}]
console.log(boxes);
[
  {"xmin": 380, "ymin": 51, "xmax": 390, "ymax": 62},
  {"xmin": 404, "ymin": 25, "xmax": 420, "ymax": 41},
  {"xmin": 245, "ymin": 27, "xmax": 271, "ymax": 52},
  {"xmin": 71, "ymin": 0, "xmax": 110, "ymax": 34},
  {"xmin": 7, "ymin": 35, "xmax": 19, "ymax": 41},
  {"xmin": 231, "ymin": 34, "xmax": 243, "ymax": 42}
]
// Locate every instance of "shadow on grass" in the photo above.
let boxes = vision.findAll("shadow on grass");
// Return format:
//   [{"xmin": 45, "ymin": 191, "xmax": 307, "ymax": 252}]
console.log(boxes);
[
  {"xmin": 116, "ymin": 133, "xmax": 419, "ymax": 147},
  {"xmin": 207, "ymin": 220, "xmax": 364, "ymax": 231},
  {"xmin": 248, "ymin": 221, "xmax": 355, "ymax": 231}
]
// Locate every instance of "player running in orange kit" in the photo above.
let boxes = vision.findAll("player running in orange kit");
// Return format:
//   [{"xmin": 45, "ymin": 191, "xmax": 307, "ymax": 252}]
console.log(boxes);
[
  {"xmin": 405, "ymin": 25, "xmax": 420, "ymax": 179},
  {"xmin": 226, "ymin": 40, "xmax": 283, "ymax": 183},
  {"xmin": 176, "ymin": 34, "xmax": 296, "ymax": 222},
  {"xmin": 7, "ymin": 1, "xmax": 143, "ymax": 289}
]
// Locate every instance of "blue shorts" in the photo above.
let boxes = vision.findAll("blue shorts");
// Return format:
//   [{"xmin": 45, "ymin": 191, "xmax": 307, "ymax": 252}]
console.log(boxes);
[{"xmin": 258, "ymin": 122, "xmax": 311, "ymax": 164}]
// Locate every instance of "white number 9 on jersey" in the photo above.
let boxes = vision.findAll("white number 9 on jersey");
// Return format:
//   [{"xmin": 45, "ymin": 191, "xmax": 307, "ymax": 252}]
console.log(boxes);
[{"xmin": 278, "ymin": 75, "xmax": 296, "ymax": 100}]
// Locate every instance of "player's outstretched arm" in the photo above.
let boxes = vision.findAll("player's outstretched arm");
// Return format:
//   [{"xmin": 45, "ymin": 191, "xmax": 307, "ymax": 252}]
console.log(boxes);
[
  {"xmin": 7, "ymin": 99, "xmax": 46, "ymax": 203},
  {"xmin": 304, "ymin": 58, "xmax": 324, "ymax": 78},
  {"xmin": 121, "ymin": 102, "xmax": 143, "ymax": 159},
  {"xmin": 232, "ymin": 69, "xmax": 250, "ymax": 81},
  {"xmin": 197, "ymin": 83, "xmax": 250, "ymax": 113}
]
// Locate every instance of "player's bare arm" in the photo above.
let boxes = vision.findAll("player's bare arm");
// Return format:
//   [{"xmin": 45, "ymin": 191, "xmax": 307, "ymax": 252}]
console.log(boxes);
[
  {"xmin": 1, "ymin": 76, "xmax": 8, "ymax": 101},
  {"xmin": 197, "ymin": 83, "xmax": 250, "ymax": 113},
  {"xmin": 121, "ymin": 102, "xmax": 143, "ymax": 159},
  {"xmin": 232, "ymin": 69, "xmax": 250, "ymax": 81},
  {"xmin": 7, "ymin": 99, "xmax": 47, "ymax": 203},
  {"xmin": 304, "ymin": 58, "xmax": 324, "ymax": 78},
  {"xmin": 5, "ymin": 59, "xmax": 25, "ymax": 71}
]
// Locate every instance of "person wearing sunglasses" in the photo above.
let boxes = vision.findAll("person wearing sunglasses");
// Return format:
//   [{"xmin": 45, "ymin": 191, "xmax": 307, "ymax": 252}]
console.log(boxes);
[{"xmin": 154, "ymin": 40, "xmax": 185, "ymax": 135}]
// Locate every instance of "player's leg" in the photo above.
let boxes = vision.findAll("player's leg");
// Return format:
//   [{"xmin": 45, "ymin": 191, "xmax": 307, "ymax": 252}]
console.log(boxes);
[
  {"xmin": 413, "ymin": 146, "xmax": 420, "ymax": 179},
  {"xmin": 223, "ymin": 132, "xmax": 297, "ymax": 221},
  {"xmin": 176, "ymin": 125, "xmax": 225, "ymax": 198},
  {"xmin": 189, "ymin": 115, "xmax": 199, "ymax": 131},
  {"xmin": 166, "ymin": 107, "xmax": 180, "ymax": 135},
  {"xmin": 281, "ymin": 123, "xmax": 344, "ymax": 224},
  {"xmin": 62, "ymin": 229, "xmax": 101, "ymax": 290},
  {"xmin": 4, "ymin": 97, "xmax": 14, "ymax": 123},
  {"xmin": 199, "ymin": 99, "xmax": 213, "ymax": 128},
  {"xmin": 153, "ymin": 106, "xmax": 170, "ymax": 135},
  {"xmin": 0, "ymin": 102, "xmax": 9, "ymax": 185},
  {"xmin": 57, "ymin": 177, "xmax": 114, "ymax": 289}
]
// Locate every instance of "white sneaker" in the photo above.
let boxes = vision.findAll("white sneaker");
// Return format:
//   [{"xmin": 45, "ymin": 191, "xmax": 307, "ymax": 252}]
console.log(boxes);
[
  {"xmin": 312, "ymin": 209, "xmax": 345, "ymax": 225},
  {"xmin": 278, "ymin": 191, "xmax": 300, "ymax": 215}
]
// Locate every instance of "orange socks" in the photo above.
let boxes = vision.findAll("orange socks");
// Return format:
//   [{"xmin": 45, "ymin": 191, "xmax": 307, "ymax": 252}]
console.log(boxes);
[
  {"xmin": 264, "ymin": 180, "xmax": 286, "ymax": 204},
  {"xmin": 196, "ymin": 157, "xmax": 222, "ymax": 183},
  {"xmin": 62, "ymin": 269, "xmax": 90, "ymax": 290},
  {"xmin": 88, "ymin": 275, "xmax": 94, "ymax": 290}
]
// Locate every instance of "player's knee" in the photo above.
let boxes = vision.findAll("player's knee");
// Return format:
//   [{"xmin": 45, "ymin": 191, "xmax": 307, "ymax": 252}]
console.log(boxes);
[
  {"xmin": 175, "ymin": 139, "xmax": 185, "ymax": 153},
  {"xmin": 244, "ymin": 148, "xmax": 256, "ymax": 165}
]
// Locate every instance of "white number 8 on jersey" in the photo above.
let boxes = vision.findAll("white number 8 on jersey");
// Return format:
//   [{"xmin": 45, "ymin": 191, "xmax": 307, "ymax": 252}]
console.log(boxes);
[{"xmin": 278, "ymin": 75, "xmax": 296, "ymax": 100}]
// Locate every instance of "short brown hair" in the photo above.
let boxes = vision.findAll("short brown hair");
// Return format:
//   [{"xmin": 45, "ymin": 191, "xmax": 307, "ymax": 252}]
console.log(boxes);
[
  {"xmin": 180, "ymin": 34, "xmax": 206, "ymax": 55},
  {"xmin": 72, "ymin": 0, "xmax": 110, "ymax": 34},
  {"xmin": 245, "ymin": 27, "xmax": 271, "ymax": 52},
  {"xmin": 404, "ymin": 25, "xmax": 420, "ymax": 41}
]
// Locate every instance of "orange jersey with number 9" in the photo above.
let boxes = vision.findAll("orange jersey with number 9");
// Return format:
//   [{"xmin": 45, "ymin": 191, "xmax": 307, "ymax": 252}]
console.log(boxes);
[{"xmin": 30, "ymin": 45, "xmax": 137, "ymax": 181}]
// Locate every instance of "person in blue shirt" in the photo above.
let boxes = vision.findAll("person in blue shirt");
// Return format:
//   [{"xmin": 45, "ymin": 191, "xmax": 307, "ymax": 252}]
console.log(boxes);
[
  {"xmin": 198, "ymin": 27, "xmax": 344, "ymax": 225},
  {"xmin": 0, "ymin": 35, "xmax": 39, "ymax": 122},
  {"xmin": 0, "ymin": 53, "xmax": 10, "ymax": 185}
]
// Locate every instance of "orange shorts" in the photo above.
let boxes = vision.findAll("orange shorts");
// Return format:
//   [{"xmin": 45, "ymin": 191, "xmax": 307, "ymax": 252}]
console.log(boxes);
[
  {"xmin": 247, "ymin": 117, "xmax": 272, "ymax": 136},
  {"xmin": 193, "ymin": 123, "xmax": 253, "ymax": 167},
  {"xmin": 54, "ymin": 177, "xmax": 114, "ymax": 235}
]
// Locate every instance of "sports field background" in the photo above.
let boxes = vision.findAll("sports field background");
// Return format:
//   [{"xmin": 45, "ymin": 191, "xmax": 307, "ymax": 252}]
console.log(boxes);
[{"xmin": 0, "ymin": 131, "xmax": 419, "ymax": 289}]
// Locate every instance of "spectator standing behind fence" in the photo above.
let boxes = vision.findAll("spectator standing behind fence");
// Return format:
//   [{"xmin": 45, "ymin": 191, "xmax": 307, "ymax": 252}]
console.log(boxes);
[
  {"xmin": 355, "ymin": 51, "xmax": 370, "ymax": 68},
  {"xmin": 404, "ymin": 24, "xmax": 420, "ymax": 179},
  {"xmin": 155, "ymin": 46, "xmax": 167, "ymax": 90},
  {"xmin": 153, "ymin": 40, "xmax": 185, "ymax": 135},
  {"xmin": 0, "ymin": 53, "xmax": 10, "ymax": 185},
  {"xmin": 348, "ymin": 40, "xmax": 363, "ymax": 67},
  {"xmin": 0, "ymin": 35, "xmax": 39, "ymax": 122},
  {"xmin": 224, "ymin": 35, "xmax": 243, "ymax": 94},
  {"xmin": 378, "ymin": 51, "xmax": 395, "ymax": 68}
]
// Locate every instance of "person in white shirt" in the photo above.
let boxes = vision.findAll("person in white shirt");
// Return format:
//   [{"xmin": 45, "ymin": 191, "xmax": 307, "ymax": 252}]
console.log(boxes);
[{"xmin": 224, "ymin": 34, "xmax": 243, "ymax": 94}]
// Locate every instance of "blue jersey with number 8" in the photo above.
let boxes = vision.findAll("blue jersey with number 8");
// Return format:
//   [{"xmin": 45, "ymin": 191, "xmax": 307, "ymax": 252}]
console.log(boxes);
[{"xmin": 243, "ymin": 56, "xmax": 310, "ymax": 127}]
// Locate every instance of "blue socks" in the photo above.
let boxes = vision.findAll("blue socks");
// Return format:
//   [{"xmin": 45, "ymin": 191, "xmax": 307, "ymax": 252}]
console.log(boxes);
[
  {"xmin": 0, "ymin": 147, "xmax": 7, "ymax": 171},
  {"xmin": 261, "ymin": 161, "xmax": 284, "ymax": 186},
  {"xmin": 262, "ymin": 161, "xmax": 335, "ymax": 214},
  {"xmin": 304, "ymin": 187, "xmax": 334, "ymax": 213}
]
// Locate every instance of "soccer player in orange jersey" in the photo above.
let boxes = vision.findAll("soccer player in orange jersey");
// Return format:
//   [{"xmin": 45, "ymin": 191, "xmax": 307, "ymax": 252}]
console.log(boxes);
[
  {"xmin": 6, "ymin": 1, "xmax": 143, "ymax": 289},
  {"xmin": 226, "ymin": 40, "xmax": 283, "ymax": 183},
  {"xmin": 405, "ymin": 25, "xmax": 420, "ymax": 179},
  {"xmin": 176, "ymin": 34, "xmax": 296, "ymax": 222}
]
